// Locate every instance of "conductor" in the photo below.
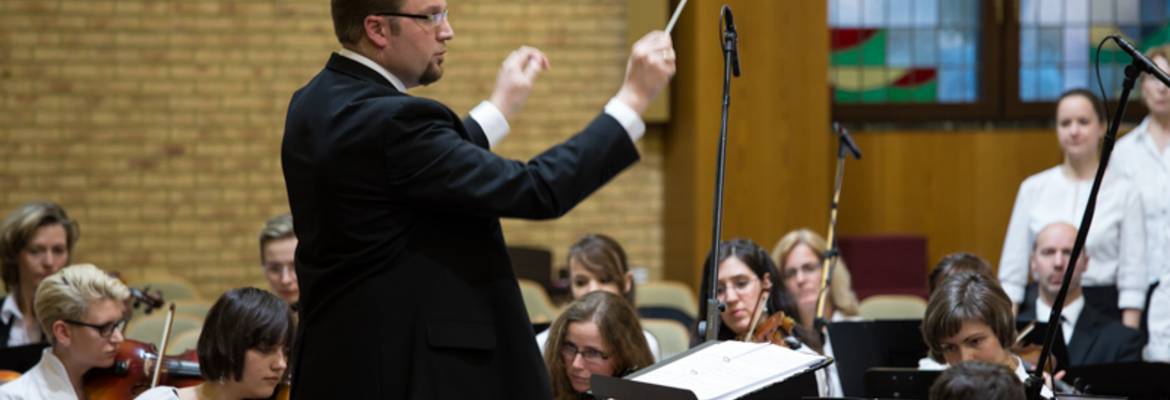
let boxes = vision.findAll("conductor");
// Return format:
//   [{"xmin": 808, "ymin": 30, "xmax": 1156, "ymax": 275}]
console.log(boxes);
[{"xmin": 280, "ymin": 0, "xmax": 676, "ymax": 398}]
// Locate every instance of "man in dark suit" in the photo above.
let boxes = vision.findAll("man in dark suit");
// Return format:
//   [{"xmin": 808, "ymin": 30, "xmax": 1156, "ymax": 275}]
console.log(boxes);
[
  {"xmin": 280, "ymin": 0, "xmax": 675, "ymax": 398},
  {"xmin": 1017, "ymin": 222, "xmax": 1143, "ymax": 367}
]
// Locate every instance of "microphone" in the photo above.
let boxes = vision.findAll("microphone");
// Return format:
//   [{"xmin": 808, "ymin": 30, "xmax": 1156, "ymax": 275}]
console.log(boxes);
[
  {"xmin": 1112, "ymin": 35, "xmax": 1170, "ymax": 87},
  {"xmin": 833, "ymin": 123, "xmax": 862, "ymax": 159},
  {"xmin": 721, "ymin": 5, "xmax": 741, "ymax": 77}
]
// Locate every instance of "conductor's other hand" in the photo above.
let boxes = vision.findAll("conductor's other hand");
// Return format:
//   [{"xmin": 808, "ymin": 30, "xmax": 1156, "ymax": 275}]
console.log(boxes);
[
  {"xmin": 617, "ymin": 31, "xmax": 676, "ymax": 115},
  {"xmin": 490, "ymin": 46, "xmax": 550, "ymax": 120}
]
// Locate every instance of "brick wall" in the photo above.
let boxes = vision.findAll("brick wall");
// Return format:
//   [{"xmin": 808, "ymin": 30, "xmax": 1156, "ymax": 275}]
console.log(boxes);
[{"xmin": 0, "ymin": 0, "xmax": 663, "ymax": 298}]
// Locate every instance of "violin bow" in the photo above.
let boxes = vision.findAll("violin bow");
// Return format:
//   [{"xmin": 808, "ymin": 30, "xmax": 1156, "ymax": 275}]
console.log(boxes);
[{"xmin": 150, "ymin": 303, "xmax": 177, "ymax": 388}]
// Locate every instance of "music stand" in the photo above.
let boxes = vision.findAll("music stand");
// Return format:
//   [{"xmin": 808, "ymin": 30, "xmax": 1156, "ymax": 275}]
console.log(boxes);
[
  {"xmin": 1063, "ymin": 362, "xmax": 1170, "ymax": 399},
  {"xmin": 827, "ymin": 320, "xmax": 929, "ymax": 396},
  {"xmin": 864, "ymin": 367, "xmax": 941, "ymax": 399},
  {"xmin": 591, "ymin": 341, "xmax": 830, "ymax": 400}
]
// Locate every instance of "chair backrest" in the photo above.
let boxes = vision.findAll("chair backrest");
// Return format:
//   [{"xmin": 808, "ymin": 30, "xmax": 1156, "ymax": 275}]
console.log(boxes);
[
  {"xmin": 857, "ymin": 294, "xmax": 928, "ymax": 320},
  {"xmin": 635, "ymin": 281, "xmax": 698, "ymax": 319},
  {"xmin": 137, "ymin": 274, "xmax": 203, "ymax": 302},
  {"xmin": 517, "ymin": 279, "xmax": 560, "ymax": 324},
  {"xmin": 509, "ymin": 246, "xmax": 554, "ymax": 290},
  {"xmin": 125, "ymin": 313, "xmax": 204, "ymax": 345},
  {"xmin": 837, "ymin": 234, "xmax": 928, "ymax": 300},
  {"xmin": 167, "ymin": 329, "xmax": 202, "ymax": 356},
  {"xmin": 173, "ymin": 299, "xmax": 213, "ymax": 321},
  {"xmin": 640, "ymin": 318, "xmax": 691, "ymax": 359}
]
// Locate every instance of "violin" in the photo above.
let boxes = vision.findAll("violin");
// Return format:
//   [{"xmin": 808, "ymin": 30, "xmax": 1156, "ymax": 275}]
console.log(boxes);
[
  {"xmin": 741, "ymin": 291, "xmax": 803, "ymax": 350},
  {"xmin": 84, "ymin": 339, "xmax": 203, "ymax": 399}
]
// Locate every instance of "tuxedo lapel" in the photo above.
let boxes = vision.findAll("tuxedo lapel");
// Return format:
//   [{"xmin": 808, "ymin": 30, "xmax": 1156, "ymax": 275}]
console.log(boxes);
[{"xmin": 1068, "ymin": 306, "xmax": 1105, "ymax": 365}]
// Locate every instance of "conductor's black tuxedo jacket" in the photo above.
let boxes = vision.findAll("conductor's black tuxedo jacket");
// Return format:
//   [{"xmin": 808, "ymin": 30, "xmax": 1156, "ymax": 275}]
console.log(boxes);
[{"xmin": 282, "ymin": 53, "xmax": 639, "ymax": 399}]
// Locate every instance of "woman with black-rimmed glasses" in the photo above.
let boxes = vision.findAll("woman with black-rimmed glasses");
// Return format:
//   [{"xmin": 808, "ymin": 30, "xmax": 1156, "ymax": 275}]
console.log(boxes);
[{"xmin": 0, "ymin": 263, "xmax": 130, "ymax": 399}]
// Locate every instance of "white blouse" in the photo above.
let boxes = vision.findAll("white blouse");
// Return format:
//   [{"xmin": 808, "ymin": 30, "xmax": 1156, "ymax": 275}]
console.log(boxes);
[
  {"xmin": 997, "ymin": 166, "xmax": 1147, "ymax": 310},
  {"xmin": 1114, "ymin": 118, "xmax": 1170, "ymax": 282}
]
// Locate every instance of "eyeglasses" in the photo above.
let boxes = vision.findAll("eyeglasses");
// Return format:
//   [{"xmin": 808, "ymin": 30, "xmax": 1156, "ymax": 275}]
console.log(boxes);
[
  {"xmin": 374, "ymin": 9, "xmax": 449, "ymax": 28},
  {"xmin": 560, "ymin": 342, "xmax": 610, "ymax": 364},
  {"xmin": 64, "ymin": 318, "xmax": 128, "ymax": 338},
  {"xmin": 715, "ymin": 276, "xmax": 759, "ymax": 299}
]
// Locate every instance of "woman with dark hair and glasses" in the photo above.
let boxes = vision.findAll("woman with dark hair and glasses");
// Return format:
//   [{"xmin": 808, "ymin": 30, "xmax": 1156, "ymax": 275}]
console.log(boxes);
[
  {"xmin": 544, "ymin": 291, "xmax": 653, "ymax": 400},
  {"xmin": 0, "ymin": 263, "xmax": 130, "ymax": 399},
  {"xmin": 138, "ymin": 287, "xmax": 293, "ymax": 400}
]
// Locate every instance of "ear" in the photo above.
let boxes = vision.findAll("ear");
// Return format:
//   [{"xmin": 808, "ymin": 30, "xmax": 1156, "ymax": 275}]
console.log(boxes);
[
  {"xmin": 363, "ymin": 15, "xmax": 393, "ymax": 49},
  {"xmin": 761, "ymin": 272, "xmax": 773, "ymax": 291},
  {"xmin": 51, "ymin": 320, "xmax": 71, "ymax": 346},
  {"xmin": 623, "ymin": 271, "xmax": 634, "ymax": 294}
]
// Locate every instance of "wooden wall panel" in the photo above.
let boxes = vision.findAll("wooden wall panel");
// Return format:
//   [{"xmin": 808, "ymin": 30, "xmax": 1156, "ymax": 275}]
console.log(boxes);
[
  {"xmin": 664, "ymin": 0, "xmax": 830, "ymax": 287},
  {"xmin": 836, "ymin": 128, "xmax": 1060, "ymax": 273}
]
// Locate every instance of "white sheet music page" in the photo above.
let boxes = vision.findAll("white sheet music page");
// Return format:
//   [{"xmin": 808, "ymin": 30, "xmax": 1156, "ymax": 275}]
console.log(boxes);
[{"xmin": 630, "ymin": 341, "xmax": 827, "ymax": 400}]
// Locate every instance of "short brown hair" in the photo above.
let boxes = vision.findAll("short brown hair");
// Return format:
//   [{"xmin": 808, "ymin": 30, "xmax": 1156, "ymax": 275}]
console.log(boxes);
[
  {"xmin": 1, "ymin": 201, "xmax": 80, "ymax": 294},
  {"xmin": 258, "ymin": 213, "xmax": 294, "ymax": 264},
  {"xmin": 929, "ymin": 360, "xmax": 1025, "ymax": 400},
  {"xmin": 331, "ymin": 0, "xmax": 404, "ymax": 45},
  {"xmin": 544, "ymin": 291, "xmax": 653, "ymax": 400},
  {"xmin": 568, "ymin": 234, "xmax": 635, "ymax": 303},
  {"xmin": 927, "ymin": 252, "xmax": 993, "ymax": 296},
  {"xmin": 197, "ymin": 287, "xmax": 294, "ymax": 382},
  {"xmin": 921, "ymin": 271, "xmax": 1015, "ymax": 363}
]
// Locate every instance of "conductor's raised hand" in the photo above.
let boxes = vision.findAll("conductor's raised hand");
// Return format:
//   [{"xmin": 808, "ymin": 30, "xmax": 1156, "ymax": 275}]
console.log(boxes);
[
  {"xmin": 616, "ymin": 31, "xmax": 676, "ymax": 115},
  {"xmin": 489, "ymin": 46, "xmax": 550, "ymax": 120}
]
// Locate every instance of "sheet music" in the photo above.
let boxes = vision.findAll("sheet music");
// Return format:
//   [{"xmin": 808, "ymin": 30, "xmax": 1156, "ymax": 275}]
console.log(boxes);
[{"xmin": 630, "ymin": 341, "xmax": 827, "ymax": 400}]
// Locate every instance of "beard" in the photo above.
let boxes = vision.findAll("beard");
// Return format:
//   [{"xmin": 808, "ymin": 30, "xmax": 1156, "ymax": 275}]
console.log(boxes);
[{"xmin": 419, "ymin": 60, "xmax": 443, "ymax": 86}]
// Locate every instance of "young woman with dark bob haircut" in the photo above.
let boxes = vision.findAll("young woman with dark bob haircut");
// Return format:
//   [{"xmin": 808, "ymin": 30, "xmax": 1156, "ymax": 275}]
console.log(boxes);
[{"xmin": 138, "ymin": 287, "xmax": 294, "ymax": 400}]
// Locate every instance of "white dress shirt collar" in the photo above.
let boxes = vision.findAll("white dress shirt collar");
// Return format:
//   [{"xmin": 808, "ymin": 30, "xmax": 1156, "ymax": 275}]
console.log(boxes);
[
  {"xmin": 1035, "ymin": 294, "xmax": 1084, "ymax": 346},
  {"xmin": 336, "ymin": 48, "xmax": 408, "ymax": 92}
]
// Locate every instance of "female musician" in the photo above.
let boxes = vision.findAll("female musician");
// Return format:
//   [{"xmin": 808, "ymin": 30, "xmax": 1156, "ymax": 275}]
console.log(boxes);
[
  {"xmin": 544, "ymin": 291, "xmax": 653, "ymax": 400},
  {"xmin": 921, "ymin": 270, "xmax": 1054, "ymax": 398},
  {"xmin": 0, "ymin": 201, "xmax": 80, "ymax": 348},
  {"xmin": 998, "ymin": 88, "xmax": 1146, "ymax": 328},
  {"xmin": 535, "ymin": 234, "xmax": 660, "ymax": 361},
  {"xmin": 258, "ymin": 214, "xmax": 299, "ymax": 306},
  {"xmin": 0, "ymin": 263, "xmax": 130, "ymax": 399},
  {"xmin": 137, "ymin": 287, "xmax": 293, "ymax": 400},
  {"xmin": 770, "ymin": 228, "xmax": 860, "ymax": 332},
  {"xmin": 920, "ymin": 252, "xmax": 996, "ymax": 370}
]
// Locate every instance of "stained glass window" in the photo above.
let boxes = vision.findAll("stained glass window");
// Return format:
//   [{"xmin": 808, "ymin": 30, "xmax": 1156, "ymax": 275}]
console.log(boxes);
[
  {"xmin": 1019, "ymin": 0, "xmax": 1170, "ymax": 101},
  {"xmin": 829, "ymin": 0, "xmax": 982, "ymax": 104}
]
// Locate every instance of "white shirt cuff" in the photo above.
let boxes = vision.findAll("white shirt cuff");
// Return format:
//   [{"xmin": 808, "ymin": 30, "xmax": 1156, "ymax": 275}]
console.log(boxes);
[
  {"xmin": 1120, "ymin": 289, "xmax": 1146, "ymax": 310},
  {"xmin": 469, "ymin": 101, "xmax": 510, "ymax": 149},
  {"xmin": 604, "ymin": 97, "xmax": 646, "ymax": 143}
]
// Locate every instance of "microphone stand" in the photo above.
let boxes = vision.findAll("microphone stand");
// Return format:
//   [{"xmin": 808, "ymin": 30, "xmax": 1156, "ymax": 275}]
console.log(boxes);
[
  {"xmin": 703, "ymin": 5, "xmax": 741, "ymax": 342},
  {"xmin": 812, "ymin": 124, "xmax": 861, "ymax": 335},
  {"xmin": 1025, "ymin": 36, "xmax": 1147, "ymax": 399}
]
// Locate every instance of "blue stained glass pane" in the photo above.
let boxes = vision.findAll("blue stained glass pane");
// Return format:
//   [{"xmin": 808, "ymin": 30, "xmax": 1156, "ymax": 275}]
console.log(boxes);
[
  {"xmin": 862, "ymin": 0, "xmax": 888, "ymax": 27},
  {"xmin": 1022, "ymin": 67, "xmax": 1040, "ymax": 101},
  {"xmin": 939, "ymin": 29, "xmax": 970, "ymax": 66},
  {"xmin": 963, "ymin": 67, "xmax": 978, "ymax": 101},
  {"xmin": 1064, "ymin": 27, "xmax": 1090, "ymax": 63},
  {"xmin": 828, "ymin": 0, "xmax": 838, "ymax": 25},
  {"xmin": 1021, "ymin": 27, "xmax": 1039, "ymax": 65},
  {"xmin": 938, "ymin": 66, "xmax": 967, "ymax": 103},
  {"xmin": 1039, "ymin": 28, "xmax": 1063, "ymax": 63},
  {"xmin": 1064, "ymin": 66, "xmax": 1089, "ymax": 90},
  {"xmin": 1091, "ymin": 0, "xmax": 1114, "ymax": 24},
  {"xmin": 941, "ymin": 0, "xmax": 963, "ymax": 25},
  {"xmin": 1066, "ymin": 0, "xmax": 1090, "ymax": 25},
  {"xmin": 836, "ymin": 0, "xmax": 863, "ymax": 26},
  {"xmin": 888, "ymin": 0, "xmax": 913, "ymax": 27},
  {"xmin": 1038, "ymin": 0, "xmax": 1064, "ymax": 26},
  {"xmin": 1020, "ymin": 0, "xmax": 1038, "ymax": 25},
  {"xmin": 964, "ymin": 29, "xmax": 978, "ymax": 64},
  {"xmin": 912, "ymin": 0, "xmax": 938, "ymax": 27},
  {"xmin": 887, "ymin": 29, "xmax": 914, "ymax": 67},
  {"xmin": 1118, "ymin": 0, "xmax": 1141, "ymax": 25},
  {"xmin": 1038, "ymin": 65, "xmax": 1063, "ymax": 99},
  {"xmin": 913, "ymin": 28, "xmax": 938, "ymax": 65}
]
